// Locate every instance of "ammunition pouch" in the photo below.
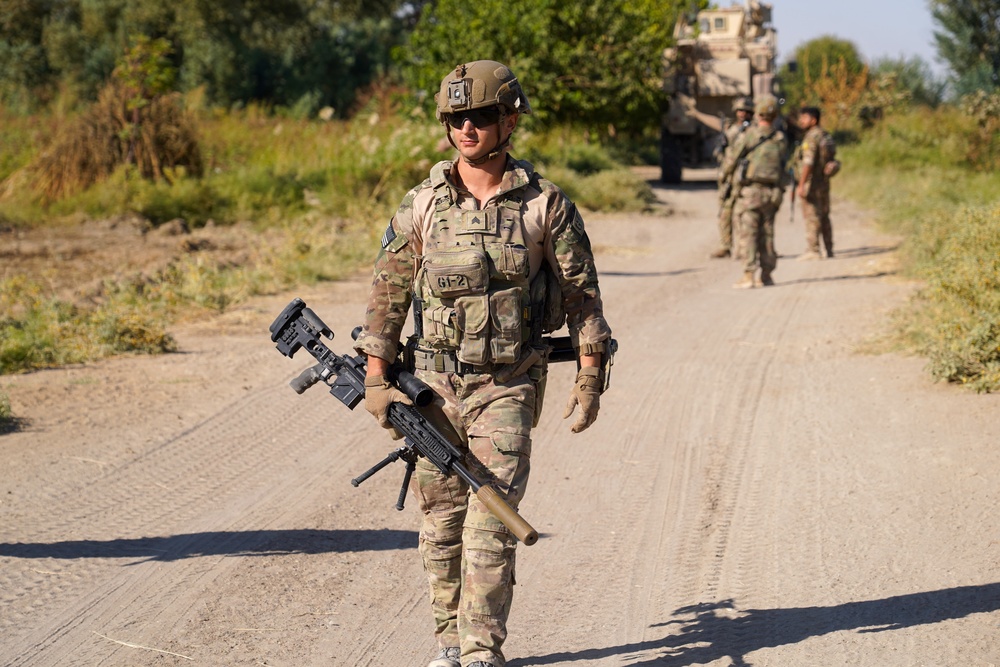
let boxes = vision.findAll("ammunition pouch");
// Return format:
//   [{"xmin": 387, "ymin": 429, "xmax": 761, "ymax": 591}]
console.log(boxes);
[{"xmin": 423, "ymin": 247, "xmax": 489, "ymax": 298}]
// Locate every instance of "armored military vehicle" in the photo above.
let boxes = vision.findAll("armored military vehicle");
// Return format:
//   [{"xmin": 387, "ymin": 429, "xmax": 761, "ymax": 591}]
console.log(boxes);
[{"xmin": 661, "ymin": 1, "xmax": 780, "ymax": 182}]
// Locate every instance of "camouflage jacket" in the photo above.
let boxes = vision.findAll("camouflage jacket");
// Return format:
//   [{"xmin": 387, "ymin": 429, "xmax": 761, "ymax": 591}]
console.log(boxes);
[
  {"xmin": 793, "ymin": 125, "xmax": 835, "ymax": 186},
  {"xmin": 718, "ymin": 120, "xmax": 752, "ymax": 185},
  {"xmin": 354, "ymin": 156, "xmax": 612, "ymax": 363}
]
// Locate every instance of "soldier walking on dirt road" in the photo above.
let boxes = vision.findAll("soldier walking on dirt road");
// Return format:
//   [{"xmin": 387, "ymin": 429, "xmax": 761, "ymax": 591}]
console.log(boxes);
[
  {"xmin": 793, "ymin": 106, "xmax": 839, "ymax": 260},
  {"xmin": 353, "ymin": 60, "xmax": 613, "ymax": 667},
  {"xmin": 721, "ymin": 94, "xmax": 788, "ymax": 289}
]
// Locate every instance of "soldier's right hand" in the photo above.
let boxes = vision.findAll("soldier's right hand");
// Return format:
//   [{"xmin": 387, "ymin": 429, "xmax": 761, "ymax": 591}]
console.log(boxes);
[{"xmin": 364, "ymin": 375, "xmax": 413, "ymax": 440}]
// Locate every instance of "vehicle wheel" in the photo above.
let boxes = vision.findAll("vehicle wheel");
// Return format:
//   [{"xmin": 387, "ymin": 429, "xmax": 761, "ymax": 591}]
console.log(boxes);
[{"xmin": 660, "ymin": 127, "xmax": 683, "ymax": 183}]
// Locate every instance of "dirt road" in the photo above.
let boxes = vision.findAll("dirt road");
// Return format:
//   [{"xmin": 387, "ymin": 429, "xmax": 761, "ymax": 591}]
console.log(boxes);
[{"xmin": 2, "ymin": 171, "xmax": 998, "ymax": 666}]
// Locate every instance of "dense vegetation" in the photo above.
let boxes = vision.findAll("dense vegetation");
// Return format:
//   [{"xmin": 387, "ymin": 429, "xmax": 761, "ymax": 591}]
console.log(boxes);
[{"xmin": 837, "ymin": 99, "xmax": 1000, "ymax": 392}]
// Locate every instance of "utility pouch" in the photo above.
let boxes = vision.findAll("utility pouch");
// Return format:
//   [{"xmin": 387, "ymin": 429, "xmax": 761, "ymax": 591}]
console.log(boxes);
[
  {"xmin": 494, "ymin": 244, "xmax": 530, "ymax": 281},
  {"xmin": 489, "ymin": 287, "xmax": 524, "ymax": 364},
  {"xmin": 529, "ymin": 264, "xmax": 566, "ymax": 335},
  {"xmin": 422, "ymin": 305, "xmax": 458, "ymax": 346},
  {"xmin": 454, "ymin": 294, "xmax": 490, "ymax": 365},
  {"xmin": 423, "ymin": 248, "xmax": 489, "ymax": 298}
]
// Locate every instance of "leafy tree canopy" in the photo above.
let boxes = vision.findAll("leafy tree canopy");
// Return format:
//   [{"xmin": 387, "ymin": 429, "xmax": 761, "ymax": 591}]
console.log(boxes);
[
  {"xmin": 399, "ymin": 0, "xmax": 686, "ymax": 134},
  {"xmin": 931, "ymin": 0, "xmax": 1000, "ymax": 94},
  {"xmin": 0, "ymin": 0, "xmax": 409, "ymax": 114},
  {"xmin": 779, "ymin": 35, "xmax": 866, "ymax": 109}
]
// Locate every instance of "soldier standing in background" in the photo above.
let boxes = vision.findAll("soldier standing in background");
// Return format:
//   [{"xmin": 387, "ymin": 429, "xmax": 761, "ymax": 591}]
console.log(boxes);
[
  {"xmin": 793, "ymin": 107, "xmax": 838, "ymax": 260},
  {"xmin": 712, "ymin": 96, "xmax": 755, "ymax": 259},
  {"xmin": 353, "ymin": 60, "xmax": 613, "ymax": 667},
  {"xmin": 721, "ymin": 94, "xmax": 788, "ymax": 289}
]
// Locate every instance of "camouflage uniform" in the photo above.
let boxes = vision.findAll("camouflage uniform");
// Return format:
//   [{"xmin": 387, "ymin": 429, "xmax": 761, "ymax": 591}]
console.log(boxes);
[
  {"xmin": 717, "ymin": 119, "xmax": 753, "ymax": 255},
  {"xmin": 722, "ymin": 124, "xmax": 787, "ymax": 282},
  {"xmin": 354, "ymin": 156, "xmax": 611, "ymax": 667},
  {"xmin": 794, "ymin": 125, "xmax": 836, "ymax": 256}
]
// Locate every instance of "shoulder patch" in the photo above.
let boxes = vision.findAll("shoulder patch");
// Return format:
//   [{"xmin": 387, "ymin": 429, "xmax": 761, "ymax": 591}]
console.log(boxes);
[
  {"xmin": 380, "ymin": 221, "xmax": 409, "ymax": 253},
  {"xmin": 381, "ymin": 221, "xmax": 396, "ymax": 249}
]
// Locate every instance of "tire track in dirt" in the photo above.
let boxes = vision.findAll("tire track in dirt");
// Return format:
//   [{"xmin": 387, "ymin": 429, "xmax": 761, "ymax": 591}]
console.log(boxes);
[{"xmin": 0, "ymin": 370, "xmax": 372, "ymax": 664}]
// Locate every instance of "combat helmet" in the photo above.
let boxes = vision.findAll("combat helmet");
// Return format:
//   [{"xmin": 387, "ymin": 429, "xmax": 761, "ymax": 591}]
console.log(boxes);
[
  {"xmin": 435, "ymin": 60, "xmax": 531, "ymax": 165},
  {"xmin": 435, "ymin": 60, "xmax": 532, "ymax": 122},
  {"xmin": 754, "ymin": 94, "xmax": 779, "ymax": 119},
  {"xmin": 733, "ymin": 96, "xmax": 755, "ymax": 113}
]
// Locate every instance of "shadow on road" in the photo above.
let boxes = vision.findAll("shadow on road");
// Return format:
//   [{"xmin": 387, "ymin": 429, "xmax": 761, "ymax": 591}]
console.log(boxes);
[
  {"xmin": 0, "ymin": 528, "xmax": 418, "ymax": 562},
  {"xmin": 649, "ymin": 180, "xmax": 718, "ymax": 193},
  {"xmin": 0, "ymin": 417, "xmax": 30, "ymax": 435},
  {"xmin": 775, "ymin": 271, "xmax": 898, "ymax": 287},
  {"xmin": 828, "ymin": 244, "xmax": 900, "ymax": 259},
  {"xmin": 509, "ymin": 583, "xmax": 1000, "ymax": 666},
  {"xmin": 602, "ymin": 268, "xmax": 703, "ymax": 278}
]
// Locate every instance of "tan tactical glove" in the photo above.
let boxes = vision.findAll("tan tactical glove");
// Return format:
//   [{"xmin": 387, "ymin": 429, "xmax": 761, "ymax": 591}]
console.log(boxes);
[
  {"xmin": 563, "ymin": 366, "xmax": 602, "ymax": 433},
  {"xmin": 364, "ymin": 375, "xmax": 413, "ymax": 440}
]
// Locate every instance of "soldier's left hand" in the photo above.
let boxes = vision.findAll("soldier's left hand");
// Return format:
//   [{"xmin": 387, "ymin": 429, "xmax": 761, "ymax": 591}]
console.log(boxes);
[{"xmin": 564, "ymin": 367, "xmax": 602, "ymax": 433}]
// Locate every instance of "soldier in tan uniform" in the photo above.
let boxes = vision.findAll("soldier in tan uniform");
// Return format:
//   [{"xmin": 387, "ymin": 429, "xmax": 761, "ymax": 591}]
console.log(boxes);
[
  {"xmin": 353, "ymin": 61, "xmax": 613, "ymax": 667},
  {"xmin": 720, "ymin": 94, "xmax": 788, "ymax": 288},
  {"xmin": 712, "ymin": 96, "xmax": 755, "ymax": 259},
  {"xmin": 793, "ymin": 106, "xmax": 838, "ymax": 259}
]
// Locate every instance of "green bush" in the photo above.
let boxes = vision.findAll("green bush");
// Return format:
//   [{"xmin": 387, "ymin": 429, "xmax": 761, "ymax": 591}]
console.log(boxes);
[
  {"xmin": 0, "ymin": 276, "xmax": 175, "ymax": 374},
  {"xmin": 0, "ymin": 389, "xmax": 12, "ymax": 426},
  {"xmin": 839, "ymin": 108, "xmax": 1000, "ymax": 392}
]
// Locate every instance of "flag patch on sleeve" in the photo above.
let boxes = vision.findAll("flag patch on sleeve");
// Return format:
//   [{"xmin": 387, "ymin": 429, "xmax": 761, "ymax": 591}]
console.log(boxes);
[{"xmin": 381, "ymin": 222, "xmax": 397, "ymax": 248}]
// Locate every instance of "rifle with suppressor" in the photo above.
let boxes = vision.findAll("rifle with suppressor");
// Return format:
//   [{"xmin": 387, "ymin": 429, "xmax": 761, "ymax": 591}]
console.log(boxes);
[{"xmin": 269, "ymin": 298, "xmax": 539, "ymax": 545}]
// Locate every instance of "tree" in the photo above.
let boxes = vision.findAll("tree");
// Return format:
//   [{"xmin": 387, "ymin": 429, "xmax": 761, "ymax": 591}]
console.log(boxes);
[
  {"xmin": 870, "ymin": 55, "xmax": 946, "ymax": 107},
  {"xmin": 399, "ymin": 0, "xmax": 684, "ymax": 135},
  {"xmin": 1, "ymin": 0, "xmax": 412, "ymax": 114},
  {"xmin": 778, "ymin": 35, "xmax": 866, "ymax": 110},
  {"xmin": 930, "ymin": 0, "xmax": 1000, "ymax": 94}
]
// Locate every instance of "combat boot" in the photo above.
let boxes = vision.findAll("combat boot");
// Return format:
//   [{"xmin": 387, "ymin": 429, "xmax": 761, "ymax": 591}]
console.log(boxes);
[
  {"xmin": 797, "ymin": 250, "xmax": 821, "ymax": 261},
  {"xmin": 759, "ymin": 271, "xmax": 774, "ymax": 286},
  {"xmin": 732, "ymin": 271, "xmax": 755, "ymax": 289},
  {"xmin": 427, "ymin": 646, "xmax": 460, "ymax": 667},
  {"xmin": 710, "ymin": 247, "xmax": 731, "ymax": 259}
]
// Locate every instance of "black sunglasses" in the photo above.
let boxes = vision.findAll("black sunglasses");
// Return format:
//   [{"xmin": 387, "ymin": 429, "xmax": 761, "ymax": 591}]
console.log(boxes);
[{"xmin": 446, "ymin": 107, "xmax": 501, "ymax": 129}]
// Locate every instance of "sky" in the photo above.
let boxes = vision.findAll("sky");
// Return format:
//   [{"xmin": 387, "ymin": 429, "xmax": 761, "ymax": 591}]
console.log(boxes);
[{"xmin": 774, "ymin": 0, "xmax": 946, "ymax": 75}]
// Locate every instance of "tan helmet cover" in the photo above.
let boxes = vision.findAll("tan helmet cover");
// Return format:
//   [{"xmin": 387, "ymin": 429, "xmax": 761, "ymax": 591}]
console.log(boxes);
[
  {"xmin": 754, "ymin": 94, "xmax": 779, "ymax": 119},
  {"xmin": 733, "ymin": 96, "xmax": 755, "ymax": 113},
  {"xmin": 434, "ymin": 60, "xmax": 532, "ymax": 123}
]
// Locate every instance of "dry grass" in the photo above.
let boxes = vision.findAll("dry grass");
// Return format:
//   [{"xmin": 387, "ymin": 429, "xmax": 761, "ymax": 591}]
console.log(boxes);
[{"xmin": 29, "ymin": 84, "xmax": 201, "ymax": 201}]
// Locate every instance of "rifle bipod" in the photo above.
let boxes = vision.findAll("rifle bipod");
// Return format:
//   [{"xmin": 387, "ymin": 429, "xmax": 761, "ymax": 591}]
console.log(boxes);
[{"xmin": 351, "ymin": 444, "xmax": 420, "ymax": 511}]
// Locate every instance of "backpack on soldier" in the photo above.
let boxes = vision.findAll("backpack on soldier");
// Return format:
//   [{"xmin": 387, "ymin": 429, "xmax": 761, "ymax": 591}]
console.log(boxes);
[
  {"xmin": 743, "ymin": 130, "xmax": 785, "ymax": 186},
  {"xmin": 819, "ymin": 130, "xmax": 841, "ymax": 177}
]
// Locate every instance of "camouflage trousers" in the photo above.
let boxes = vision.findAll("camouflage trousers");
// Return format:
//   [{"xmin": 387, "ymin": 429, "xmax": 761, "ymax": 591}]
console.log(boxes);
[
  {"xmin": 718, "ymin": 189, "xmax": 736, "ymax": 252},
  {"xmin": 801, "ymin": 184, "xmax": 832, "ymax": 255},
  {"xmin": 735, "ymin": 184, "xmax": 781, "ymax": 275},
  {"xmin": 412, "ymin": 369, "xmax": 536, "ymax": 667}
]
